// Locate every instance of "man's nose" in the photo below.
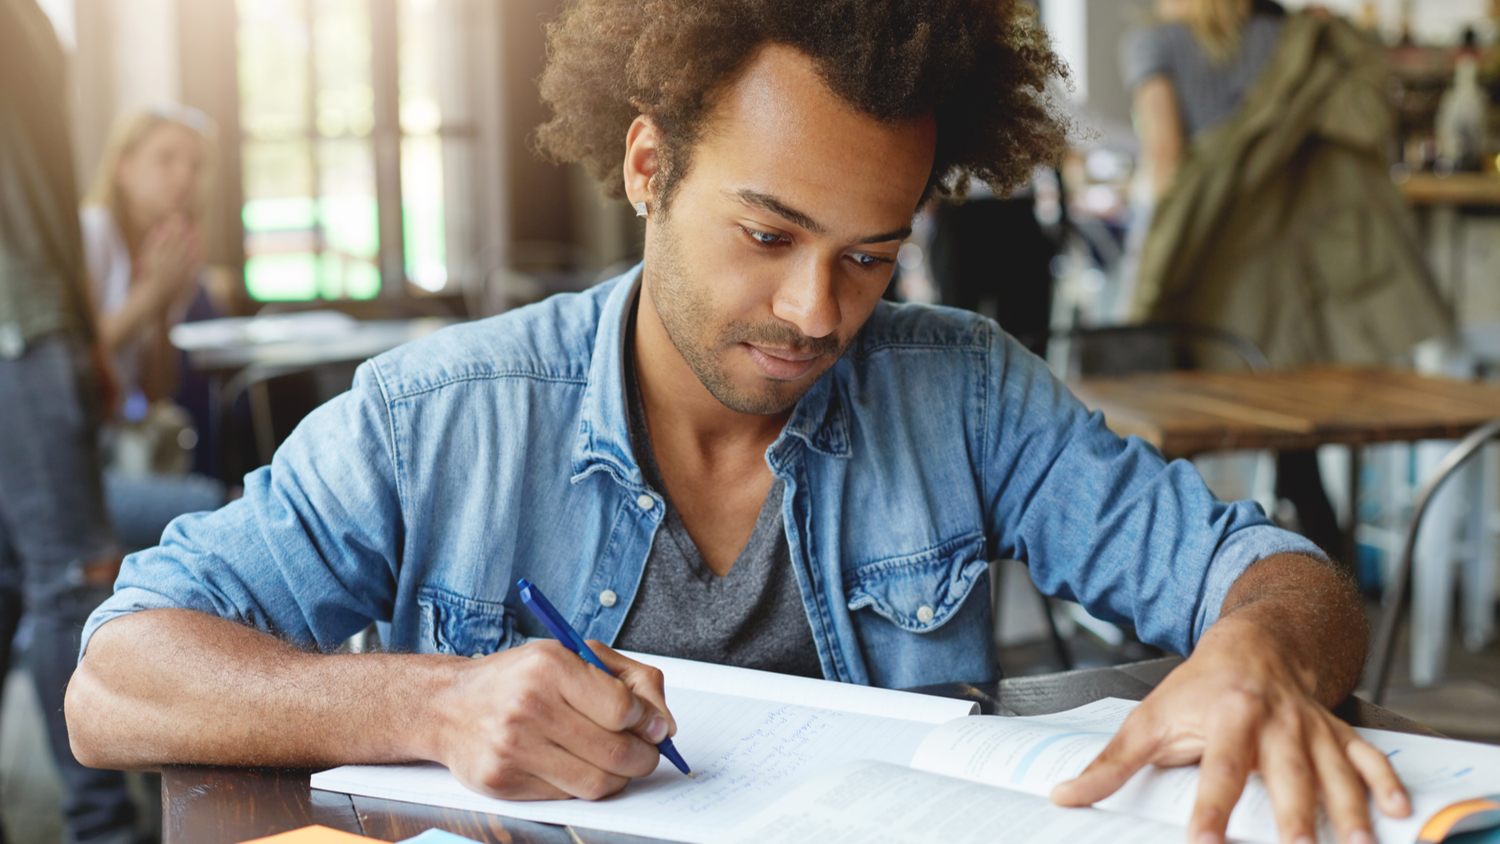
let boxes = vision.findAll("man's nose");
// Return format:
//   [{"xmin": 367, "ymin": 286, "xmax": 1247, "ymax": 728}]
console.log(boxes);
[{"xmin": 771, "ymin": 254, "xmax": 840, "ymax": 340}]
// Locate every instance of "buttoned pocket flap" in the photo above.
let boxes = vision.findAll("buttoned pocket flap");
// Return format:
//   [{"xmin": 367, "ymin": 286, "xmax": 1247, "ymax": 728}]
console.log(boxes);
[
  {"xmin": 844, "ymin": 532, "xmax": 988, "ymax": 634},
  {"xmin": 417, "ymin": 586, "xmax": 523, "ymax": 657}
]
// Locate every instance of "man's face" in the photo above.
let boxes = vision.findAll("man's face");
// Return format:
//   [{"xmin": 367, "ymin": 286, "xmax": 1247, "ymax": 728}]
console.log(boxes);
[{"xmin": 640, "ymin": 45, "xmax": 937, "ymax": 416}]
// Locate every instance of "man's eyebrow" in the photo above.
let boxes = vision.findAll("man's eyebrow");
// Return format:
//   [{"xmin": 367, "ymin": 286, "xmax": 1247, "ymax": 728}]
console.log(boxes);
[
  {"xmin": 729, "ymin": 189, "xmax": 912, "ymax": 244},
  {"xmin": 731, "ymin": 189, "xmax": 827, "ymax": 234}
]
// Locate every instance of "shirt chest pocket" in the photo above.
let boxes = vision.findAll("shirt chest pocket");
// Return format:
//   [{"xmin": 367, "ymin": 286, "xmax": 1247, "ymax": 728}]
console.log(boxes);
[
  {"xmin": 844, "ymin": 531, "xmax": 989, "ymax": 634},
  {"xmin": 416, "ymin": 586, "xmax": 526, "ymax": 657}
]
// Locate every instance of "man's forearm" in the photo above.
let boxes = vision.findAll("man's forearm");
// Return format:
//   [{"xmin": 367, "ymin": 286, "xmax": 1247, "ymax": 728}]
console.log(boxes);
[
  {"xmin": 66, "ymin": 608, "xmax": 461, "ymax": 770},
  {"xmin": 1212, "ymin": 552, "xmax": 1369, "ymax": 707}
]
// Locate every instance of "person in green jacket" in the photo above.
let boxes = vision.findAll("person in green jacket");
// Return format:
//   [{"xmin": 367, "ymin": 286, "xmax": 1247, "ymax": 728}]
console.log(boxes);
[
  {"xmin": 1122, "ymin": 0, "xmax": 1454, "ymax": 559},
  {"xmin": 0, "ymin": 0, "xmax": 146, "ymax": 841}
]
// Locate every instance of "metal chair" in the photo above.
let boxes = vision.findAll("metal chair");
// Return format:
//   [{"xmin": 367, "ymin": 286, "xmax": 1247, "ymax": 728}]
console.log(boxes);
[{"xmin": 1367, "ymin": 417, "xmax": 1500, "ymax": 705}]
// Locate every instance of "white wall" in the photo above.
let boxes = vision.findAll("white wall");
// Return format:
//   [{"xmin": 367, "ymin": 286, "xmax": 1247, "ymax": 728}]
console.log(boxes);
[
  {"xmin": 1044, "ymin": 0, "xmax": 1091, "ymax": 103},
  {"xmin": 111, "ymin": 0, "xmax": 180, "ymax": 110},
  {"xmin": 36, "ymin": 0, "xmax": 77, "ymax": 50}
]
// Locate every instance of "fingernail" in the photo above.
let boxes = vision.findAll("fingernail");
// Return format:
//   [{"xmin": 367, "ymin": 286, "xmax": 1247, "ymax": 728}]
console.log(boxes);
[
  {"xmin": 1294, "ymin": 836, "xmax": 1315, "ymax": 844},
  {"xmin": 1388, "ymin": 789, "xmax": 1410, "ymax": 813},
  {"xmin": 1196, "ymin": 832, "xmax": 1223, "ymax": 844},
  {"xmin": 1348, "ymin": 829, "xmax": 1374, "ymax": 844},
  {"xmin": 645, "ymin": 714, "xmax": 668, "ymax": 743}
]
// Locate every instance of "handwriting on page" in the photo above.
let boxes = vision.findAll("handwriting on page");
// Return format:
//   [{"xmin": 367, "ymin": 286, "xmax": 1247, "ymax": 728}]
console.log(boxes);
[
  {"xmin": 653, "ymin": 705, "xmax": 834, "ymax": 814},
  {"xmin": 312, "ymin": 688, "xmax": 938, "ymax": 843},
  {"xmin": 615, "ymin": 689, "xmax": 934, "ymax": 819}
]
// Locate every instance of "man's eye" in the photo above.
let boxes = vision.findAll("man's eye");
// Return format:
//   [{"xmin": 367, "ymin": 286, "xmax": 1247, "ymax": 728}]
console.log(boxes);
[
  {"xmin": 743, "ymin": 227, "xmax": 784, "ymax": 246},
  {"xmin": 849, "ymin": 252, "xmax": 889, "ymax": 268}
]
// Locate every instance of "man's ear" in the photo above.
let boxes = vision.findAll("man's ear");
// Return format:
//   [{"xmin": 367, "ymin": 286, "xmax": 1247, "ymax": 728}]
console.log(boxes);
[{"xmin": 623, "ymin": 115, "xmax": 662, "ymax": 212}]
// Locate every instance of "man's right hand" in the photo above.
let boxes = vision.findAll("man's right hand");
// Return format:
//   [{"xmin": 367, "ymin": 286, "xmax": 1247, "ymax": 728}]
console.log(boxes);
[
  {"xmin": 67, "ymin": 610, "xmax": 679, "ymax": 792},
  {"xmin": 430, "ymin": 640, "xmax": 678, "ymax": 801}
]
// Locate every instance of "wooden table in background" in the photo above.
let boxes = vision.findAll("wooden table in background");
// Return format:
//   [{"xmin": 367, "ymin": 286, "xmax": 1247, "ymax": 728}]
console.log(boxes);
[
  {"xmin": 160, "ymin": 658, "xmax": 1439, "ymax": 844},
  {"xmin": 1071, "ymin": 367, "xmax": 1500, "ymax": 459},
  {"xmin": 1397, "ymin": 172, "xmax": 1500, "ymax": 207},
  {"xmin": 1071, "ymin": 366, "xmax": 1500, "ymax": 568}
]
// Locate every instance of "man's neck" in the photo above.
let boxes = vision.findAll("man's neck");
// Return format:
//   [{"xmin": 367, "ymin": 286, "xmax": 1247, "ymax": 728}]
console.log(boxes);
[{"xmin": 631, "ymin": 279, "xmax": 788, "ymax": 467}]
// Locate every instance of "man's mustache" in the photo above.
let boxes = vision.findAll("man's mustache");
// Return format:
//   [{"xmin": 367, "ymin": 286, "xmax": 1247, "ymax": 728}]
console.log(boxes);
[{"xmin": 722, "ymin": 320, "xmax": 842, "ymax": 357}]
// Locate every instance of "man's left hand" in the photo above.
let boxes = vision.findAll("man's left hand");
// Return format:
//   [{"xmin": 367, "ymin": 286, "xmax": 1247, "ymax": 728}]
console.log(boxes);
[{"xmin": 1050, "ymin": 556, "xmax": 1411, "ymax": 844}]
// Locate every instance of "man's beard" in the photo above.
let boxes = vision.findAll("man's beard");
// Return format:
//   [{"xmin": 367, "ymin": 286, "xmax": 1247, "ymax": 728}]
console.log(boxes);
[{"xmin": 646, "ymin": 214, "xmax": 849, "ymax": 416}]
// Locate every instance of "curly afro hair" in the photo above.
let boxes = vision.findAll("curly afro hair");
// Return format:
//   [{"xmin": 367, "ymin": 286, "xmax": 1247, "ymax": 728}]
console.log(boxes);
[{"xmin": 535, "ymin": 0, "xmax": 1071, "ymax": 211}]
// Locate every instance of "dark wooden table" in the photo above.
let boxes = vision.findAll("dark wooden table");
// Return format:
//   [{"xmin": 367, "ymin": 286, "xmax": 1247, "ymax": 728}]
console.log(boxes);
[{"xmin": 161, "ymin": 657, "xmax": 1440, "ymax": 844}]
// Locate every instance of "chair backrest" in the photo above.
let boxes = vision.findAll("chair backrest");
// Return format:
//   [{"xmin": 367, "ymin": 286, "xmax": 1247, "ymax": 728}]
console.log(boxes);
[
  {"xmin": 1018, "ymin": 323, "xmax": 1270, "ymax": 379},
  {"xmin": 1367, "ymin": 416, "xmax": 1500, "ymax": 705}
]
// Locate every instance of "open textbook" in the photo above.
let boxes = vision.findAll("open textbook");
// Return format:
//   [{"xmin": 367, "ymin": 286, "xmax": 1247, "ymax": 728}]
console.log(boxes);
[
  {"xmin": 716, "ymin": 698, "xmax": 1500, "ymax": 844},
  {"xmin": 310, "ymin": 654, "xmax": 1500, "ymax": 844}
]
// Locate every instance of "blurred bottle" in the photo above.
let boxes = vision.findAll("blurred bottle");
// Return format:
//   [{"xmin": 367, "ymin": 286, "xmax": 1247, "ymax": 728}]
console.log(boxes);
[
  {"xmin": 1397, "ymin": 0, "xmax": 1414, "ymax": 46},
  {"xmin": 1436, "ymin": 55, "xmax": 1488, "ymax": 172}
]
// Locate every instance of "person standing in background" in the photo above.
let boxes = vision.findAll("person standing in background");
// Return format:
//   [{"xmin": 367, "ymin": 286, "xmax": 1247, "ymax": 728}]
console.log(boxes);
[
  {"xmin": 82, "ymin": 106, "xmax": 226, "ymax": 552},
  {"xmin": 0, "ymin": 1, "xmax": 147, "ymax": 842},
  {"xmin": 1120, "ymin": 0, "xmax": 1452, "ymax": 559},
  {"xmin": 1123, "ymin": 0, "xmax": 1287, "ymax": 201}
]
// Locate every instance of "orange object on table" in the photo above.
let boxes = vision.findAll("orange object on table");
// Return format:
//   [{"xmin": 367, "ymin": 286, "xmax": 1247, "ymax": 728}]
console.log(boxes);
[{"xmin": 238, "ymin": 825, "xmax": 372, "ymax": 844}]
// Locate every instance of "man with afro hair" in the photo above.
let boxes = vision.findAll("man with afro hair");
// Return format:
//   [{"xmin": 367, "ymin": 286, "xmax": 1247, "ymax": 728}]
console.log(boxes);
[{"xmin": 70, "ymin": 2, "xmax": 1407, "ymax": 843}]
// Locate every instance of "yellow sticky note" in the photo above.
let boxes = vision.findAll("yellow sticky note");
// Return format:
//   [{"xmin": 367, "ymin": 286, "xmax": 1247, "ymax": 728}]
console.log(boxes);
[{"xmin": 238, "ymin": 825, "xmax": 372, "ymax": 844}]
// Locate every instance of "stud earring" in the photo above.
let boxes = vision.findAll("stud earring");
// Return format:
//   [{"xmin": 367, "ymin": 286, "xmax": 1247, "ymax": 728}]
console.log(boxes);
[{"xmin": 634, "ymin": 201, "xmax": 648, "ymax": 218}]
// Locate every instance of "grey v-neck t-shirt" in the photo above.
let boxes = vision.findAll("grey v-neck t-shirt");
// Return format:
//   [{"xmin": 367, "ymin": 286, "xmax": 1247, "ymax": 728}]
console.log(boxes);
[{"xmin": 611, "ymin": 303, "xmax": 823, "ymax": 679}]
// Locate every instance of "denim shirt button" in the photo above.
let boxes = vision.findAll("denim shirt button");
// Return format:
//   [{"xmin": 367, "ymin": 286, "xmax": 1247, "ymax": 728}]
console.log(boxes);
[
  {"xmin": 636, "ymin": 494, "xmax": 655, "ymax": 510},
  {"xmin": 599, "ymin": 589, "xmax": 618, "ymax": 607},
  {"xmin": 917, "ymin": 605, "xmax": 935, "ymax": 623},
  {"xmin": 470, "ymin": 651, "xmax": 483, "ymax": 659}
]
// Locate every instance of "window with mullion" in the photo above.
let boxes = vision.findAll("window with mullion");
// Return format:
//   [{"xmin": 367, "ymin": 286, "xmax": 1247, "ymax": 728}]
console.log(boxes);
[{"xmin": 236, "ymin": 0, "xmax": 465, "ymax": 302}]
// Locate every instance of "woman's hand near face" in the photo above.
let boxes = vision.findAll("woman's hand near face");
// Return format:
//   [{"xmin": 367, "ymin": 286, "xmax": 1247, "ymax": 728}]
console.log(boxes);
[
  {"xmin": 136, "ymin": 215, "xmax": 205, "ymax": 308},
  {"xmin": 98, "ymin": 215, "xmax": 206, "ymax": 360}
]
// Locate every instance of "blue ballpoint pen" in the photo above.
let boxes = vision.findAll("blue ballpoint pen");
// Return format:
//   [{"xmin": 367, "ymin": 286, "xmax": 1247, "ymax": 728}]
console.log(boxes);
[{"xmin": 516, "ymin": 578, "xmax": 692, "ymax": 776}]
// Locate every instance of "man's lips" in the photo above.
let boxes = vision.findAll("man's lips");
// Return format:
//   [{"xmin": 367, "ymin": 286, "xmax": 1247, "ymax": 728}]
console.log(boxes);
[{"xmin": 745, "ymin": 343, "xmax": 819, "ymax": 379}]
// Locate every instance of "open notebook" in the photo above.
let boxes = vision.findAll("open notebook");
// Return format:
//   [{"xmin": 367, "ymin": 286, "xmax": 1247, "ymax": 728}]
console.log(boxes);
[
  {"xmin": 311, "ymin": 655, "xmax": 1500, "ymax": 844},
  {"xmin": 311, "ymin": 652, "xmax": 976, "ymax": 842}
]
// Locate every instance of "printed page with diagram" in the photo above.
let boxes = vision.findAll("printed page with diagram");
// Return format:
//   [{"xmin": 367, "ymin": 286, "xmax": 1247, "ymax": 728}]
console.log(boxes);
[
  {"xmin": 907, "ymin": 698, "xmax": 1500, "ymax": 844},
  {"xmin": 712, "ymin": 759, "xmax": 1186, "ymax": 844}
]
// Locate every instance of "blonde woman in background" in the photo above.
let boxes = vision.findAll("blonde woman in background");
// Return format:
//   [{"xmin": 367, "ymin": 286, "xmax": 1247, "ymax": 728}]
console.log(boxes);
[
  {"xmin": 83, "ymin": 105, "xmax": 225, "ymax": 552},
  {"xmin": 1124, "ymin": 0, "xmax": 1286, "ymax": 198}
]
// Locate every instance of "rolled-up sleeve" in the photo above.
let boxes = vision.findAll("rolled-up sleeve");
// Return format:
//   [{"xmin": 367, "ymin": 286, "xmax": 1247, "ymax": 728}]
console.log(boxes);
[
  {"xmin": 80, "ymin": 361, "xmax": 404, "ymax": 659},
  {"xmin": 978, "ymin": 329, "xmax": 1324, "ymax": 656}
]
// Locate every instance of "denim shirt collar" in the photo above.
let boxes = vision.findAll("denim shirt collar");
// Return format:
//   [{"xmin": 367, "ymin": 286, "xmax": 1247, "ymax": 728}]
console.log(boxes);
[{"xmin": 569, "ymin": 264, "xmax": 851, "ymax": 487}]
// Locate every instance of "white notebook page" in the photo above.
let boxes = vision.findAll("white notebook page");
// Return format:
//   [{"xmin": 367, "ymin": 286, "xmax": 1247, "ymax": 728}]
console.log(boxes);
[
  {"xmin": 312, "ymin": 687, "xmax": 939, "ymax": 843},
  {"xmin": 619, "ymin": 650, "xmax": 979, "ymax": 722}
]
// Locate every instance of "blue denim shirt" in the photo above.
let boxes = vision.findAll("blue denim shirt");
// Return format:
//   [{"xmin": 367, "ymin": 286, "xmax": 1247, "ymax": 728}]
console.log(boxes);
[{"xmin": 82, "ymin": 268, "xmax": 1319, "ymax": 688}]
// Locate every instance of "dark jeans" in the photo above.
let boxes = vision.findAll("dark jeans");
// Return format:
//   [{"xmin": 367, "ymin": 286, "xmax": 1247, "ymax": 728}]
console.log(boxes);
[
  {"xmin": 104, "ymin": 470, "xmax": 224, "ymax": 553},
  {"xmin": 0, "ymin": 333, "xmax": 139, "ymax": 844}
]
